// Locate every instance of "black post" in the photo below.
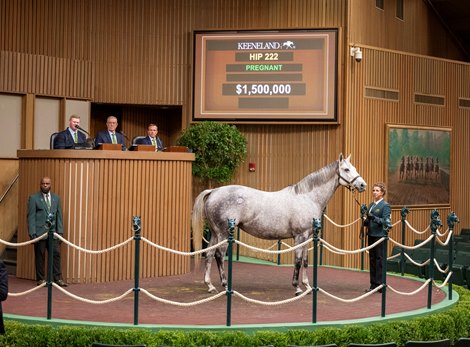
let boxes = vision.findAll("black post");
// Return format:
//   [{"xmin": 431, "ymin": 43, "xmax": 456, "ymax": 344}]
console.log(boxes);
[
  {"xmin": 428, "ymin": 210, "xmax": 442, "ymax": 309},
  {"xmin": 132, "ymin": 216, "xmax": 142, "ymax": 325},
  {"xmin": 46, "ymin": 213, "xmax": 54, "ymax": 320},
  {"xmin": 277, "ymin": 240, "xmax": 281, "ymax": 265},
  {"xmin": 360, "ymin": 204, "xmax": 368, "ymax": 271},
  {"xmin": 400, "ymin": 207, "xmax": 410, "ymax": 276},
  {"xmin": 319, "ymin": 212, "xmax": 325, "ymax": 266},
  {"xmin": 447, "ymin": 212, "xmax": 459, "ymax": 301},
  {"xmin": 236, "ymin": 226, "xmax": 240, "ymax": 261},
  {"xmin": 381, "ymin": 217, "xmax": 392, "ymax": 317},
  {"xmin": 312, "ymin": 218, "xmax": 321, "ymax": 323},
  {"xmin": 226, "ymin": 218, "xmax": 235, "ymax": 327}
]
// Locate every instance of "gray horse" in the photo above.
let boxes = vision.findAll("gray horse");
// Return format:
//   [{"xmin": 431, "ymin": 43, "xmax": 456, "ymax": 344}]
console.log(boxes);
[{"xmin": 192, "ymin": 153, "xmax": 367, "ymax": 294}]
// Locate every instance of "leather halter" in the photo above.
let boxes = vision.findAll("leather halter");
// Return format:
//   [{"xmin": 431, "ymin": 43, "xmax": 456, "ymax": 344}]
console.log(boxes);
[{"xmin": 337, "ymin": 167, "xmax": 362, "ymax": 192}]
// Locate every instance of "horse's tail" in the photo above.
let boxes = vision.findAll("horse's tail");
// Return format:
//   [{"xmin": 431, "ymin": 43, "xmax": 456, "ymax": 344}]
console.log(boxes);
[{"xmin": 191, "ymin": 189, "xmax": 213, "ymax": 254}]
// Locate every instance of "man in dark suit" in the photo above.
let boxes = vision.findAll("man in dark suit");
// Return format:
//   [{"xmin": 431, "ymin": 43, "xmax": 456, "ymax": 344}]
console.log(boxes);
[
  {"xmin": 363, "ymin": 182, "xmax": 391, "ymax": 293},
  {"xmin": 94, "ymin": 116, "xmax": 125, "ymax": 149},
  {"xmin": 135, "ymin": 123, "xmax": 164, "ymax": 151},
  {"xmin": 53, "ymin": 114, "xmax": 88, "ymax": 149},
  {"xmin": 0, "ymin": 260, "xmax": 8, "ymax": 334},
  {"xmin": 27, "ymin": 177, "xmax": 67, "ymax": 287}
]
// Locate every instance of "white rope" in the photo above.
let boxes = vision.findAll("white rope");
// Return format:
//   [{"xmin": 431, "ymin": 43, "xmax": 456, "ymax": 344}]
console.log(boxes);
[
  {"xmin": 323, "ymin": 214, "xmax": 361, "ymax": 228},
  {"xmin": 318, "ymin": 285, "xmax": 383, "ymax": 302},
  {"xmin": 436, "ymin": 230, "xmax": 453, "ymax": 246},
  {"xmin": 388, "ymin": 279, "xmax": 431, "ymax": 295},
  {"xmin": 141, "ymin": 236, "xmax": 227, "ymax": 256},
  {"xmin": 234, "ymin": 238, "xmax": 311, "ymax": 254},
  {"xmin": 53, "ymin": 283, "xmax": 134, "ymax": 304},
  {"xmin": 403, "ymin": 252, "xmax": 430, "ymax": 267},
  {"xmin": 0, "ymin": 233, "xmax": 48, "ymax": 247},
  {"xmin": 387, "ymin": 253, "xmax": 400, "ymax": 260},
  {"xmin": 392, "ymin": 220, "xmax": 401, "ymax": 228},
  {"xmin": 140, "ymin": 288, "xmax": 225, "ymax": 306},
  {"xmin": 320, "ymin": 243, "xmax": 347, "ymax": 255},
  {"xmin": 55, "ymin": 233, "xmax": 134, "ymax": 254},
  {"xmin": 436, "ymin": 228, "xmax": 449, "ymax": 238},
  {"xmin": 319, "ymin": 237, "xmax": 384, "ymax": 255},
  {"xmin": 434, "ymin": 272, "xmax": 453, "ymax": 288},
  {"xmin": 405, "ymin": 220, "xmax": 430, "ymax": 235},
  {"xmin": 433, "ymin": 259, "xmax": 449, "ymax": 274},
  {"xmin": 7, "ymin": 282, "xmax": 47, "ymax": 297},
  {"xmin": 233, "ymin": 287, "xmax": 312, "ymax": 305},
  {"xmin": 389, "ymin": 234, "xmax": 434, "ymax": 249}
]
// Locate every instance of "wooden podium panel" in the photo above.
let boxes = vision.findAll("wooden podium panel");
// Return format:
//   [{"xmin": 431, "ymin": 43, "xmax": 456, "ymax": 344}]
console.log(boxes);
[
  {"xmin": 134, "ymin": 145, "xmax": 155, "ymax": 152},
  {"xmin": 16, "ymin": 150, "xmax": 195, "ymax": 284},
  {"xmin": 97, "ymin": 143, "xmax": 123, "ymax": 150}
]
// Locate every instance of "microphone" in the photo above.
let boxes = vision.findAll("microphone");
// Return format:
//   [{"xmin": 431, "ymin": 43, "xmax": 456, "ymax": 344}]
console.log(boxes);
[
  {"xmin": 120, "ymin": 130, "xmax": 130, "ymax": 141},
  {"xmin": 76, "ymin": 125, "xmax": 90, "ymax": 136}
]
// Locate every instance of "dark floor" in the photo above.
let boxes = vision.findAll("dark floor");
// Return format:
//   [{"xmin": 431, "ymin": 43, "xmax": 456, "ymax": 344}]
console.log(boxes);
[{"xmin": 4, "ymin": 261, "xmax": 448, "ymax": 326}]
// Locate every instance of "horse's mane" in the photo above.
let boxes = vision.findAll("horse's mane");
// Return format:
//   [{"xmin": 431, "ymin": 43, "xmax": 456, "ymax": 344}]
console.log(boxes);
[{"xmin": 291, "ymin": 160, "xmax": 338, "ymax": 195}]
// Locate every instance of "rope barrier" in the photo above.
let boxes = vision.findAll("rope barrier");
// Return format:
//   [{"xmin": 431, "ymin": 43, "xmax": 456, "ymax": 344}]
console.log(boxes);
[
  {"xmin": 3, "ymin": 209, "xmax": 459, "ymax": 324},
  {"xmin": 389, "ymin": 234, "xmax": 434, "ymax": 249},
  {"xmin": 388, "ymin": 279, "xmax": 431, "ymax": 295},
  {"xmin": 0, "ymin": 233, "xmax": 47, "ymax": 247},
  {"xmin": 233, "ymin": 288, "xmax": 312, "ymax": 305},
  {"xmin": 318, "ymin": 285, "xmax": 383, "ymax": 303},
  {"xmin": 55, "ymin": 234, "xmax": 134, "ymax": 254},
  {"xmin": 323, "ymin": 214, "xmax": 361, "ymax": 228},
  {"xmin": 320, "ymin": 237, "xmax": 384, "ymax": 255},
  {"xmin": 140, "ymin": 288, "xmax": 226, "ymax": 306},
  {"xmin": 405, "ymin": 220, "xmax": 430, "ymax": 234}
]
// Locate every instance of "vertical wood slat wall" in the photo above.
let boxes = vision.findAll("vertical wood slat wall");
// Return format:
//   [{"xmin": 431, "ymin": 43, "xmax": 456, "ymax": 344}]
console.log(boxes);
[
  {"xmin": 16, "ymin": 151, "xmax": 193, "ymax": 283},
  {"xmin": 2, "ymin": 0, "xmax": 470, "ymax": 273}
]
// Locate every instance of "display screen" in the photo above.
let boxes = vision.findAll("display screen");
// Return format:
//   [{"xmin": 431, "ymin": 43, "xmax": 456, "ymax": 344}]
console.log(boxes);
[{"xmin": 193, "ymin": 30, "xmax": 338, "ymax": 122}]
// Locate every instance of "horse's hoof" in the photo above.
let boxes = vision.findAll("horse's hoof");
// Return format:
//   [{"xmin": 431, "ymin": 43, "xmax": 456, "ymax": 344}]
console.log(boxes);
[
  {"xmin": 208, "ymin": 285, "xmax": 218, "ymax": 293},
  {"xmin": 295, "ymin": 289, "xmax": 303, "ymax": 296}
]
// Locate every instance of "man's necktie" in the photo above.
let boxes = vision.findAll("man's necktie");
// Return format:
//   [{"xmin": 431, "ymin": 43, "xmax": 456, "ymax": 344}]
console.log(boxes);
[
  {"xmin": 152, "ymin": 137, "xmax": 156, "ymax": 146},
  {"xmin": 111, "ymin": 133, "xmax": 117, "ymax": 144},
  {"xmin": 45, "ymin": 194, "xmax": 51, "ymax": 210},
  {"xmin": 73, "ymin": 132, "xmax": 78, "ymax": 143}
]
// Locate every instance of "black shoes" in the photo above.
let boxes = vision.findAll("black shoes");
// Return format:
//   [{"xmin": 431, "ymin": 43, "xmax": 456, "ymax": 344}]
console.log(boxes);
[
  {"xmin": 55, "ymin": 279, "xmax": 68, "ymax": 287},
  {"xmin": 37, "ymin": 279, "xmax": 46, "ymax": 286},
  {"xmin": 364, "ymin": 287, "xmax": 382, "ymax": 293}
]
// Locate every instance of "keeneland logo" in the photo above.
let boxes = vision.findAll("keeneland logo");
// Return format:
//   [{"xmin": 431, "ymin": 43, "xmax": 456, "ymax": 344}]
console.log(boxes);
[{"xmin": 237, "ymin": 40, "xmax": 296, "ymax": 50}]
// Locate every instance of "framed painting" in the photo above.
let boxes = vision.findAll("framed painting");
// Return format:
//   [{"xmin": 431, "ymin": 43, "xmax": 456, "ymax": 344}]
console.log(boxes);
[{"xmin": 386, "ymin": 124, "xmax": 451, "ymax": 207}]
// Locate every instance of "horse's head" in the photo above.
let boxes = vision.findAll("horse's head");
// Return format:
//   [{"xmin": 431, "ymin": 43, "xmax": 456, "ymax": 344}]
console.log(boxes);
[{"xmin": 337, "ymin": 153, "xmax": 367, "ymax": 192}]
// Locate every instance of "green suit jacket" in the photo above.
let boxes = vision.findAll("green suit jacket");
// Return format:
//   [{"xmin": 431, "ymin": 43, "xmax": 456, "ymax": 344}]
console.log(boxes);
[
  {"xmin": 27, "ymin": 191, "xmax": 64, "ymax": 237},
  {"xmin": 366, "ymin": 199, "xmax": 391, "ymax": 237}
]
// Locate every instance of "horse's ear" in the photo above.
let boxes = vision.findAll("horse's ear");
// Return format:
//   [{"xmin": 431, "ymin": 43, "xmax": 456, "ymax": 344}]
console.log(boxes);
[
  {"xmin": 346, "ymin": 154, "xmax": 351, "ymax": 161},
  {"xmin": 338, "ymin": 153, "xmax": 344, "ymax": 161}
]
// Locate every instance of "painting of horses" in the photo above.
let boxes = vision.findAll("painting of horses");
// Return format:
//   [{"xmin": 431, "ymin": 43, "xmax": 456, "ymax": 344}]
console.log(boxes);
[{"xmin": 386, "ymin": 124, "xmax": 451, "ymax": 207}]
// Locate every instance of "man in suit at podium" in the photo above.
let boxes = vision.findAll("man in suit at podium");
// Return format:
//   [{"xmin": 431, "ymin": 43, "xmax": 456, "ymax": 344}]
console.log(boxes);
[
  {"xmin": 53, "ymin": 114, "xmax": 87, "ymax": 149},
  {"xmin": 94, "ymin": 116, "xmax": 125, "ymax": 148},
  {"xmin": 135, "ymin": 123, "xmax": 164, "ymax": 151}
]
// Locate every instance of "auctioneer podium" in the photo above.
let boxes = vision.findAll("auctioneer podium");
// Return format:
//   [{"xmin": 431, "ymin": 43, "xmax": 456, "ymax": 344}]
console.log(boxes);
[{"xmin": 16, "ymin": 149, "xmax": 195, "ymax": 283}]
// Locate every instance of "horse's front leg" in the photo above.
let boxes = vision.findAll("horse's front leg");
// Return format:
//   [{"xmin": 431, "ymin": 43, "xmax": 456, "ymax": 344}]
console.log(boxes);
[
  {"xmin": 301, "ymin": 244, "xmax": 311, "ymax": 291},
  {"xmin": 292, "ymin": 244, "xmax": 303, "ymax": 296}
]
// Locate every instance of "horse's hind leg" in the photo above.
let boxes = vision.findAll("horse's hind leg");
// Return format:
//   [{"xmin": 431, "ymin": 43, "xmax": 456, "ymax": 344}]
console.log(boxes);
[
  {"xmin": 292, "ymin": 244, "xmax": 303, "ymax": 296},
  {"xmin": 204, "ymin": 242, "xmax": 218, "ymax": 293},
  {"xmin": 215, "ymin": 243, "xmax": 228, "ymax": 287}
]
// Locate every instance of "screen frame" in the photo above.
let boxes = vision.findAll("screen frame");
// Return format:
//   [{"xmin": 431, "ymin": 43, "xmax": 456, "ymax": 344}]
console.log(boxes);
[{"xmin": 192, "ymin": 29, "xmax": 339, "ymax": 123}]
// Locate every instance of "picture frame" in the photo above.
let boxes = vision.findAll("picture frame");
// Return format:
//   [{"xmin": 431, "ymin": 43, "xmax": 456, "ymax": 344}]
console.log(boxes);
[{"xmin": 385, "ymin": 124, "xmax": 451, "ymax": 207}]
